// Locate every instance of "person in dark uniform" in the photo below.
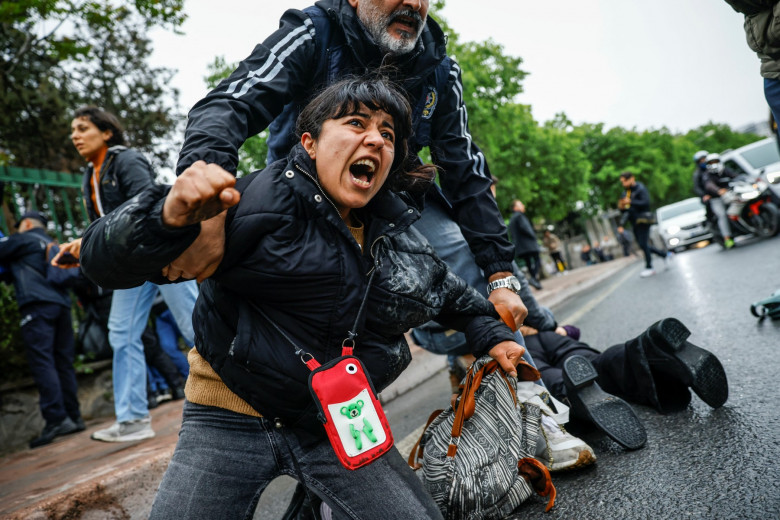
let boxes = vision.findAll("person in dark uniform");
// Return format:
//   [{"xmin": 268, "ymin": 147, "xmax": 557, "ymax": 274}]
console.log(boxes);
[
  {"xmin": 508, "ymin": 200, "xmax": 543, "ymax": 289},
  {"xmin": 0, "ymin": 211, "xmax": 85, "ymax": 447}
]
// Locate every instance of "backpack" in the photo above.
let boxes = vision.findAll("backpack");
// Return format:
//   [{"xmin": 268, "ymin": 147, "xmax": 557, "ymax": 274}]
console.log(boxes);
[
  {"xmin": 751, "ymin": 288, "xmax": 780, "ymax": 319},
  {"xmin": 408, "ymin": 355, "xmax": 556, "ymax": 519}
]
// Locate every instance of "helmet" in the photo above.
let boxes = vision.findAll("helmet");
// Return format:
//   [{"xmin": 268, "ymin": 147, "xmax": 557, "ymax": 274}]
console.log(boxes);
[
  {"xmin": 705, "ymin": 153, "xmax": 720, "ymax": 163},
  {"xmin": 705, "ymin": 153, "xmax": 723, "ymax": 172},
  {"xmin": 693, "ymin": 150, "xmax": 708, "ymax": 162}
]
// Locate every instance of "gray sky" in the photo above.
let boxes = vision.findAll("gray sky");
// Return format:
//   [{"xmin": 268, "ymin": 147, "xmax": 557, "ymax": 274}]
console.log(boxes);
[{"xmin": 149, "ymin": 0, "xmax": 766, "ymax": 133}]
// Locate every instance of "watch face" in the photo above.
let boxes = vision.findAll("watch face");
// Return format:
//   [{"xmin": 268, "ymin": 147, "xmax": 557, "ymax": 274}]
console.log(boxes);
[{"xmin": 509, "ymin": 277, "xmax": 521, "ymax": 292}]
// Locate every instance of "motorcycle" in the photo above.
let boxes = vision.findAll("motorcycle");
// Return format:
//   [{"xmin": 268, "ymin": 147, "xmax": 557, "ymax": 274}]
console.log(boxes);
[{"xmin": 707, "ymin": 173, "xmax": 780, "ymax": 244}]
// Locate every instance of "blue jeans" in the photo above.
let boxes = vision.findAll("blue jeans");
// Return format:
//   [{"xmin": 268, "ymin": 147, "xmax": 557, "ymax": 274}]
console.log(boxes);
[
  {"xmin": 108, "ymin": 281, "xmax": 198, "ymax": 422},
  {"xmin": 765, "ymin": 77, "xmax": 780, "ymax": 133},
  {"xmin": 155, "ymin": 309, "xmax": 190, "ymax": 378},
  {"xmin": 413, "ymin": 199, "xmax": 549, "ymax": 371},
  {"xmin": 149, "ymin": 402, "xmax": 443, "ymax": 520}
]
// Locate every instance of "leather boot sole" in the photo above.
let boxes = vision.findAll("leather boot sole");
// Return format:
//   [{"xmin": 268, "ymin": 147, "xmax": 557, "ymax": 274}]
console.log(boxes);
[
  {"xmin": 647, "ymin": 318, "xmax": 728, "ymax": 409},
  {"xmin": 563, "ymin": 355, "xmax": 647, "ymax": 450}
]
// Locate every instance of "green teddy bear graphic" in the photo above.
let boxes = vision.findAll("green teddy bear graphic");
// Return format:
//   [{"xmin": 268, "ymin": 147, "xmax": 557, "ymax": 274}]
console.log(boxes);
[{"xmin": 340, "ymin": 399, "xmax": 378, "ymax": 450}]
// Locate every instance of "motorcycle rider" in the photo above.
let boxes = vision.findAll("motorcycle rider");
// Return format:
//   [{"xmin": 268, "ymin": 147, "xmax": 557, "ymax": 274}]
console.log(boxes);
[
  {"xmin": 702, "ymin": 153, "xmax": 738, "ymax": 249},
  {"xmin": 692, "ymin": 150, "xmax": 709, "ymax": 203}
]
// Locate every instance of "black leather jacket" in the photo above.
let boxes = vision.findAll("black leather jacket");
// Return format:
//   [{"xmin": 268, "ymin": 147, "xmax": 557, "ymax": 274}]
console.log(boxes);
[
  {"xmin": 81, "ymin": 146, "xmax": 157, "ymax": 221},
  {"xmin": 80, "ymin": 145, "xmax": 515, "ymax": 430}
]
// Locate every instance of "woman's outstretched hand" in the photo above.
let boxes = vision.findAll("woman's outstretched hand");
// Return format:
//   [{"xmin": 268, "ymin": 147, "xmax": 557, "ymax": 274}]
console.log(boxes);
[
  {"xmin": 162, "ymin": 161, "xmax": 240, "ymax": 228},
  {"xmin": 50, "ymin": 238, "xmax": 82, "ymax": 267},
  {"xmin": 488, "ymin": 341, "xmax": 525, "ymax": 378}
]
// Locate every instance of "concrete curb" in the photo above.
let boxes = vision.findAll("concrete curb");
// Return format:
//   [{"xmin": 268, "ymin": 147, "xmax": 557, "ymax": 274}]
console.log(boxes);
[{"xmin": 535, "ymin": 256, "xmax": 639, "ymax": 310}]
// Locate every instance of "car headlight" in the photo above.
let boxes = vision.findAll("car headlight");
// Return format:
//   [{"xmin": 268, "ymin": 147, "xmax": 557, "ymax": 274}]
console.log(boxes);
[
  {"xmin": 665, "ymin": 225, "xmax": 681, "ymax": 235},
  {"xmin": 669, "ymin": 238, "xmax": 680, "ymax": 246},
  {"xmin": 767, "ymin": 170, "xmax": 780, "ymax": 184}
]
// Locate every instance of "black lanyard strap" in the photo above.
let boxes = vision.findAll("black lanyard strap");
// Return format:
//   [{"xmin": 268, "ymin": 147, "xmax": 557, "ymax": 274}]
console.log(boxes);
[{"xmin": 249, "ymin": 237, "xmax": 384, "ymax": 363}]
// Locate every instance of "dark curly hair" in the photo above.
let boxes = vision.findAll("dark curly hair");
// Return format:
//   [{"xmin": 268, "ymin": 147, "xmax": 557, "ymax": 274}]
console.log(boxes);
[
  {"xmin": 295, "ymin": 75, "xmax": 435, "ymax": 193},
  {"xmin": 73, "ymin": 106, "xmax": 126, "ymax": 147}
]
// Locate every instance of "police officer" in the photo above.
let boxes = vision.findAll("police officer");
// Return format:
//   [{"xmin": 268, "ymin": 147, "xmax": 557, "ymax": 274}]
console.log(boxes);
[{"xmin": 0, "ymin": 211, "xmax": 84, "ymax": 447}]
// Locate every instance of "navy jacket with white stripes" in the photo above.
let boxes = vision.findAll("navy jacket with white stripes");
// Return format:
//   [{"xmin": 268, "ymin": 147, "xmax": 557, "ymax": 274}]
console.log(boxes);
[{"xmin": 176, "ymin": 0, "xmax": 515, "ymax": 277}]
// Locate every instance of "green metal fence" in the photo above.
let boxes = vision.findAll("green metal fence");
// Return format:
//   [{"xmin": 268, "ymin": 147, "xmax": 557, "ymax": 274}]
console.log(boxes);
[{"xmin": 0, "ymin": 166, "xmax": 88, "ymax": 242}]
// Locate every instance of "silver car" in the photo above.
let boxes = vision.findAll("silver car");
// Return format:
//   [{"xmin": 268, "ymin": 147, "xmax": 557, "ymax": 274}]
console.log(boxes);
[
  {"xmin": 653, "ymin": 197, "xmax": 712, "ymax": 252},
  {"xmin": 721, "ymin": 137, "xmax": 780, "ymax": 203}
]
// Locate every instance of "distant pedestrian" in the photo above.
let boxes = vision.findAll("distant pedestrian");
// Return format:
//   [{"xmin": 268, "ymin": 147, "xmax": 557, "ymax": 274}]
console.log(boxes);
[
  {"xmin": 616, "ymin": 171, "xmax": 667, "ymax": 278},
  {"xmin": 543, "ymin": 229, "xmax": 567, "ymax": 273},
  {"xmin": 508, "ymin": 200, "xmax": 542, "ymax": 289},
  {"xmin": 0, "ymin": 211, "xmax": 85, "ymax": 448},
  {"xmin": 579, "ymin": 244, "xmax": 594, "ymax": 266},
  {"xmin": 52, "ymin": 106, "xmax": 198, "ymax": 443},
  {"xmin": 592, "ymin": 241, "xmax": 611, "ymax": 262}
]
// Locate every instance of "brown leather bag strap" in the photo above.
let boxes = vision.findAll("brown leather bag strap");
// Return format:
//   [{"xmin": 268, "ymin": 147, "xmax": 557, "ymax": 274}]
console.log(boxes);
[
  {"xmin": 518, "ymin": 457, "xmax": 557, "ymax": 512},
  {"xmin": 494, "ymin": 303, "xmax": 517, "ymax": 332},
  {"xmin": 407, "ymin": 409, "xmax": 444, "ymax": 470}
]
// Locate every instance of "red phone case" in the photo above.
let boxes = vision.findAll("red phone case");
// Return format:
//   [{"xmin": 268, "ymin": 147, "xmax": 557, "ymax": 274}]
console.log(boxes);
[{"xmin": 309, "ymin": 355, "xmax": 394, "ymax": 470}]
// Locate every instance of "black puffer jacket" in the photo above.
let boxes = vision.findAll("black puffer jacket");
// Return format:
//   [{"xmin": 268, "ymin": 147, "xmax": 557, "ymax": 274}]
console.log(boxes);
[
  {"xmin": 80, "ymin": 145, "xmax": 515, "ymax": 430},
  {"xmin": 81, "ymin": 146, "xmax": 157, "ymax": 221}
]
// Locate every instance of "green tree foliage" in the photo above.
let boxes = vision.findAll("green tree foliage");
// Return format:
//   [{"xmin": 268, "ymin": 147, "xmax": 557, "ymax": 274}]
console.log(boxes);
[
  {"xmin": 0, "ymin": 0, "xmax": 186, "ymax": 172},
  {"xmin": 572, "ymin": 122, "xmax": 763, "ymax": 215},
  {"xmin": 435, "ymin": 4, "xmax": 590, "ymax": 223},
  {"xmin": 0, "ymin": 282, "xmax": 28, "ymax": 382}
]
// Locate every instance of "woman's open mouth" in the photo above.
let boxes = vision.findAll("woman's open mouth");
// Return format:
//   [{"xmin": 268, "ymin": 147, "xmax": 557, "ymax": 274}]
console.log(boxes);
[{"xmin": 349, "ymin": 158, "xmax": 377, "ymax": 188}]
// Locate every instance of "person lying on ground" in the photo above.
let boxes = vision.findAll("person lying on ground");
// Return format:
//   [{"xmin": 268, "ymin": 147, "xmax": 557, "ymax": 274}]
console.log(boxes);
[{"xmin": 520, "ymin": 318, "xmax": 728, "ymax": 450}]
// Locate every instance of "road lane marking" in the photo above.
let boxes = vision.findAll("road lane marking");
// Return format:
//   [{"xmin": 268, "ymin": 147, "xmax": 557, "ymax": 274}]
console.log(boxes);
[{"xmin": 557, "ymin": 265, "xmax": 639, "ymax": 325}]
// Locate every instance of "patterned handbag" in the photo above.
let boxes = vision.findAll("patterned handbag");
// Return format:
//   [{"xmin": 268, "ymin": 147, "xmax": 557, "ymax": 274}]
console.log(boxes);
[{"xmin": 409, "ymin": 355, "xmax": 556, "ymax": 519}]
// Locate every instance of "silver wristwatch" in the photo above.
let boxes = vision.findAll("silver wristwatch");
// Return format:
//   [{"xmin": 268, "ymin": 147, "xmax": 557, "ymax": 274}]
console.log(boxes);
[{"xmin": 486, "ymin": 275, "xmax": 521, "ymax": 295}]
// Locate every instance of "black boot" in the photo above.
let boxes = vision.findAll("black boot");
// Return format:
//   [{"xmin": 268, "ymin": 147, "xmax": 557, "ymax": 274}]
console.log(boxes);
[
  {"xmin": 595, "ymin": 335, "xmax": 691, "ymax": 414},
  {"xmin": 563, "ymin": 355, "xmax": 646, "ymax": 450},
  {"xmin": 30, "ymin": 416, "xmax": 80, "ymax": 448},
  {"xmin": 644, "ymin": 318, "xmax": 728, "ymax": 409}
]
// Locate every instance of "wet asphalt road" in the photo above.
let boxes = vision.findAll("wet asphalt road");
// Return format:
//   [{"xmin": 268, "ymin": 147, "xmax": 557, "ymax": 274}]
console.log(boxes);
[
  {"xmin": 257, "ymin": 235, "xmax": 780, "ymax": 519},
  {"xmin": 516, "ymin": 235, "xmax": 780, "ymax": 519}
]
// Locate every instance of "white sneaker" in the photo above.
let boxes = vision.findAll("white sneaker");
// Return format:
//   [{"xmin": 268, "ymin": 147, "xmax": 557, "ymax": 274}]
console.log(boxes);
[
  {"xmin": 156, "ymin": 390, "xmax": 173, "ymax": 404},
  {"xmin": 91, "ymin": 416, "xmax": 155, "ymax": 442},
  {"xmin": 640, "ymin": 268, "xmax": 656, "ymax": 278},
  {"xmin": 535, "ymin": 414, "xmax": 596, "ymax": 472}
]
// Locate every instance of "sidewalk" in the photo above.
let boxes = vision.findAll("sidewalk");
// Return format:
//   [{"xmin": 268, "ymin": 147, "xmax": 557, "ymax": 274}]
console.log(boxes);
[{"xmin": 0, "ymin": 256, "xmax": 638, "ymax": 520}]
